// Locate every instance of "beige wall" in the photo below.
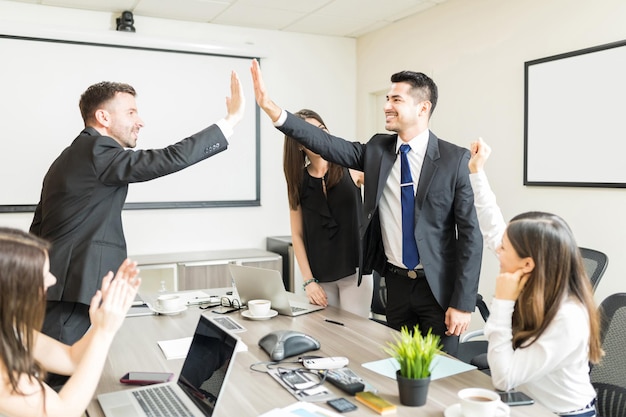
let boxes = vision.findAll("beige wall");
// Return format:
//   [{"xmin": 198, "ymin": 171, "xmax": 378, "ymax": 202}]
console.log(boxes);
[{"xmin": 356, "ymin": 0, "xmax": 626, "ymax": 305}]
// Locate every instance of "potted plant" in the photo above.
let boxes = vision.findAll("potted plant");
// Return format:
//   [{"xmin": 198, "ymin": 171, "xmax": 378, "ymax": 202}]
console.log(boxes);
[{"xmin": 383, "ymin": 324, "xmax": 442, "ymax": 406}]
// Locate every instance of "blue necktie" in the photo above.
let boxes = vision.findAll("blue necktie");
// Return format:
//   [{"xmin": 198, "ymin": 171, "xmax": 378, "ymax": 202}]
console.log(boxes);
[{"xmin": 400, "ymin": 144, "xmax": 419, "ymax": 269}]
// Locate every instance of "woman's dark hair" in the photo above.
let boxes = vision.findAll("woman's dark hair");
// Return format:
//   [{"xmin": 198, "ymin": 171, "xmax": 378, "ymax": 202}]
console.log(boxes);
[
  {"xmin": 505, "ymin": 212, "xmax": 602, "ymax": 363},
  {"xmin": 283, "ymin": 109, "xmax": 343, "ymax": 210},
  {"xmin": 0, "ymin": 228, "xmax": 50, "ymax": 396}
]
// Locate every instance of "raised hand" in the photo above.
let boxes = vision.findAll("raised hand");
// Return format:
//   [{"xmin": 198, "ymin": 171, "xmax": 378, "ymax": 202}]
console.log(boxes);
[
  {"xmin": 89, "ymin": 259, "xmax": 141, "ymax": 334},
  {"xmin": 250, "ymin": 59, "xmax": 282, "ymax": 122},
  {"xmin": 468, "ymin": 137, "xmax": 492, "ymax": 173},
  {"xmin": 225, "ymin": 71, "xmax": 245, "ymax": 127}
]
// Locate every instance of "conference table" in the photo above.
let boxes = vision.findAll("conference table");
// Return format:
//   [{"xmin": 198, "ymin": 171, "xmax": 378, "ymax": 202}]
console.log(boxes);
[{"xmin": 87, "ymin": 288, "xmax": 554, "ymax": 416}]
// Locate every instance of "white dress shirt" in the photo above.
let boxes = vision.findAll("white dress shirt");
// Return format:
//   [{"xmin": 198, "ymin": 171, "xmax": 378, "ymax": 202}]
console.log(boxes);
[{"xmin": 380, "ymin": 130, "xmax": 430, "ymax": 269}]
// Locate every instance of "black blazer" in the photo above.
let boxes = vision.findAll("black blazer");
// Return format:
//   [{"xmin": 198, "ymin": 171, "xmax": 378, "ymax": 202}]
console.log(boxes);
[
  {"xmin": 277, "ymin": 112, "xmax": 482, "ymax": 313},
  {"xmin": 31, "ymin": 125, "xmax": 228, "ymax": 305}
]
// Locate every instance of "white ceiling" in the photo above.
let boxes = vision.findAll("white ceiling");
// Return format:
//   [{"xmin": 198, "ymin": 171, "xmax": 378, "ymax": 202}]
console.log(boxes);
[{"xmin": 7, "ymin": 0, "xmax": 447, "ymax": 38}]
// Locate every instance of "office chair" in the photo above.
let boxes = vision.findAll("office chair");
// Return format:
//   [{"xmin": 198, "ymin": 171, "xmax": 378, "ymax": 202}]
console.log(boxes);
[
  {"xmin": 456, "ymin": 247, "xmax": 609, "ymax": 373},
  {"xmin": 370, "ymin": 271, "xmax": 390, "ymax": 326},
  {"xmin": 590, "ymin": 293, "xmax": 626, "ymax": 417},
  {"xmin": 578, "ymin": 247, "xmax": 608, "ymax": 291},
  {"xmin": 454, "ymin": 294, "xmax": 490, "ymax": 370}
]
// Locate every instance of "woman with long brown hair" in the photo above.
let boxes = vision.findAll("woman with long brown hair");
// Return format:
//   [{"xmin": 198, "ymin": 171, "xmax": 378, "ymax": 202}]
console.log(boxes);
[
  {"xmin": 0, "ymin": 227, "xmax": 140, "ymax": 417},
  {"xmin": 469, "ymin": 139, "xmax": 601, "ymax": 416},
  {"xmin": 284, "ymin": 109, "xmax": 372, "ymax": 318}
]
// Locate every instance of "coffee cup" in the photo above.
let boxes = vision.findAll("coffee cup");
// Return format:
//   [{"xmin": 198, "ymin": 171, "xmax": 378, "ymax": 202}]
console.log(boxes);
[
  {"xmin": 458, "ymin": 388, "xmax": 510, "ymax": 417},
  {"xmin": 247, "ymin": 299, "xmax": 271, "ymax": 316},
  {"xmin": 156, "ymin": 294, "xmax": 182, "ymax": 312}
]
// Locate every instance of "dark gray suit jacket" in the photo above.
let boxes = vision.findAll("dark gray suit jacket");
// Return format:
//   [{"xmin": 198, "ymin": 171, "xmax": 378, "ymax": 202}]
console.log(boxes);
[
  {"xmin": 30, "ymin": 125, "xmax": 228, "ymax": 305},
  {"xmin": 277, "ymin": 112, "xmax": 482, "ymax": 313}
]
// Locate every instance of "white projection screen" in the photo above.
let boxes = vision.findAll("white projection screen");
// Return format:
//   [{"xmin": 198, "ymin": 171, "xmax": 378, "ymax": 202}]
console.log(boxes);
[
  {"xmin": 524, "ymin": 39, "xmax": 626, "ymax": 188},
  {"xmin": 0, "ymin": 34, "xmax": 260, "ymax": 212}
]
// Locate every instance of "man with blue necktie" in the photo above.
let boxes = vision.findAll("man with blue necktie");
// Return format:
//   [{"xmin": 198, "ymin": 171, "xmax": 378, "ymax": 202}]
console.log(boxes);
[{"xmin": 251, "ymin": 60, "xmax": 482, "ymax": 355}]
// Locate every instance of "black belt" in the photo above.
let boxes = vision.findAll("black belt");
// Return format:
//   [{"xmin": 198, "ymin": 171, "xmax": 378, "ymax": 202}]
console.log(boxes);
[{"xmin": 385, "ymin": 262, "xmax": 425, "ymax": 279}]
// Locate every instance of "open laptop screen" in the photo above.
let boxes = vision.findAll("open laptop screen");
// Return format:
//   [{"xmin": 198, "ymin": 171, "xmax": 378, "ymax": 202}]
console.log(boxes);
[{"xmin": 177, "ymin": 316, "xmax": 238, "ymax": 415}]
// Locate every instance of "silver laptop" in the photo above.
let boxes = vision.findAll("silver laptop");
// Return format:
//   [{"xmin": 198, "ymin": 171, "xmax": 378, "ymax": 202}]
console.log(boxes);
[
  {"xmin": 228, "ymin": 264, "xmax": 325, "ymax": 316},
  {"xmin": 98, "ymin": 315, "xmax": 240, "ymax": 417}
]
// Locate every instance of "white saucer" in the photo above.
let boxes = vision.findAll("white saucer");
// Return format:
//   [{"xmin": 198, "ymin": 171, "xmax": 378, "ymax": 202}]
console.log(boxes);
[
  {"xmin": 444, "ymin": 403, "xmax": 462, "ymax": 417},
  {"xmin": 241, "ymin": 309, "xmax": 278, "ymax": 320},
  {"xmin": 148, "ymin": 305, "xmax": 187, "ymax": 316}
]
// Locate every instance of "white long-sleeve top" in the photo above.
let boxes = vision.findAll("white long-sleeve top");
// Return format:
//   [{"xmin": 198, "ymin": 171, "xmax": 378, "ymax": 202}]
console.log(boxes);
[
  {"xmin": 485, "ymin": 298, "xmax": 596, "ymax": 413},
  {"xmin": 470, "ymin": 171, "xmax": 596, "ymax": 413},
  {"xmin": 469, "ymin": 170, "xmax": 506, "ymax": 254}
]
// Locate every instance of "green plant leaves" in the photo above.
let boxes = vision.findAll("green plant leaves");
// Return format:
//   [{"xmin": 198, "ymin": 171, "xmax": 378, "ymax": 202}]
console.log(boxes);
[{"xmin": 383, "ymin": 325, "xmax": 442, "ymax": 379}]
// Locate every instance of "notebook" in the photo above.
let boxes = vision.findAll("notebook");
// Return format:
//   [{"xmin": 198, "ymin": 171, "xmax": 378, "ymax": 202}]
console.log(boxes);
[
  {"xmin": 98, "ymin": 315, "xmax": 240, "ymax": 417},
  {"xmin": 228, "ymin": 264, "xmax": 325, "ymax": 317}
]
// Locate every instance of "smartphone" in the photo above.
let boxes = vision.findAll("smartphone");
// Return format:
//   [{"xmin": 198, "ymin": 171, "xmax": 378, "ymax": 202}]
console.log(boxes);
[
  {"xmin": 327, "ymin": 398, "xmax": 358, "ymax": 413},
  {"xmin": 120, "ymin": 371, "xmax": 174, "ymax": 385},
  {"xmin": 499, "ymin": 391, "xmax": 534, "ymax": 406}
]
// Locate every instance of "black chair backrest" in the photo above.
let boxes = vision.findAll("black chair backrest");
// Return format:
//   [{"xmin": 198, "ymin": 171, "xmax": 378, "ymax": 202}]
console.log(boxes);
[
  {"xmin": 579, "ymin": 247, "xmax": 608, "ymax": 291},
  {"xmin": 591, "ymin": 293, "xmax": 626, "ymax": 417}
]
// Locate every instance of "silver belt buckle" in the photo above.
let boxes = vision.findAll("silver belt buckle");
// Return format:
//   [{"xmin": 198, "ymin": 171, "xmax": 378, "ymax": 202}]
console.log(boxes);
[{"xmin": 407, "ymin": 270, "xmax": 417, "ymax": 279}]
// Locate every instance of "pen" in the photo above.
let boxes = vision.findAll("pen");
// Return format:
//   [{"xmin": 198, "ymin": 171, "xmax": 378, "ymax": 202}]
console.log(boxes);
[{"xmin": 324, "ymin": 319, "xmax": 345, "ymax": 326}]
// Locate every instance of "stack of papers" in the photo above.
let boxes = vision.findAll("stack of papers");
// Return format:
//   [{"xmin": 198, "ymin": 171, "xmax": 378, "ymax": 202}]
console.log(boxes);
[
  {"xmin": 157, "ymin": 336, "xmax": 248, "ymax": 360},
  {"xmin": 157, "ymin": 337, "xmax": 193, "ymax": 360}
]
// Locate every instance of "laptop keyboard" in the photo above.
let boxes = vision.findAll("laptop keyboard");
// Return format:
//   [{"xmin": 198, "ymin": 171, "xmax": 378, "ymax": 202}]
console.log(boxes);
[
  {"xmin": 133, "ymin": 385, "xmax": 194, "ymax": 417},
  {"xmin": 291, "ymin": 306, "xmax": 306, "ymax": 313}
]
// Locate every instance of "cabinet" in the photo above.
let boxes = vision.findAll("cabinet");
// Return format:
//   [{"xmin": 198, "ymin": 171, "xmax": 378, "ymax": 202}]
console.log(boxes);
[{"xmin": 130, "ymin": 249, "xmax": 282, "ymax": 293}]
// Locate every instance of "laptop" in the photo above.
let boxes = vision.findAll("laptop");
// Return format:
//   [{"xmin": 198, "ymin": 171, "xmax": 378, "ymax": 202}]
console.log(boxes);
[
  {"xmin": 228, "ymin": 264, "xmax": 325, "ymax": 316},
  {"xmin": 98, "ymin": 315, "xmax": 240, "ymax": 417}
]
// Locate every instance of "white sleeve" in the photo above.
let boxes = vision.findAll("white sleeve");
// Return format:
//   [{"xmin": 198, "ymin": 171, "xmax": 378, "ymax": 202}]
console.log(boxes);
[
  {"xmin": 484, "ymin": 298, "xmax": 588, "ymax": 391},
  {"xmin": 470, "ymin": 171, "xmax": 507, "ymax": 254},
  {"xmin": 273, "ymin": 109, "xmax": 287, "ymax": 127}
]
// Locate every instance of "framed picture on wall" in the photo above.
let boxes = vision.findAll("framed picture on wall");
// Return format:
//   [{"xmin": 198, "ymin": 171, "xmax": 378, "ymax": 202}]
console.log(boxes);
[{"xmin": 524, "ymin": 39, "xmax": 626, "ymax": 188}]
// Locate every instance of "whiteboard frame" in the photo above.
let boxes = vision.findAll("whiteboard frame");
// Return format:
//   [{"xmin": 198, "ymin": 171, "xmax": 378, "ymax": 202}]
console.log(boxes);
[
  {"xmin": 524, "ymin": 39, "xmax": 626, "ymax": 188},
  {"xmin": 0, "ymin": 33, "xmax": 261, "ymax": 212}
]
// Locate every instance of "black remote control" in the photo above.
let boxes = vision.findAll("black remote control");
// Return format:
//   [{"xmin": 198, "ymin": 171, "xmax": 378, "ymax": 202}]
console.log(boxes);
[{"xmin": 324, "ymin": 368, "xmax": 365, "ymax": 395}]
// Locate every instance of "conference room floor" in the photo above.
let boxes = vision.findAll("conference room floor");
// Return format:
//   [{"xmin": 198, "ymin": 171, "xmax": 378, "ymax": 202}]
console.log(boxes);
[{"xmin": 87, "ymin": 288, "xmax": 555, "ymax": 417}]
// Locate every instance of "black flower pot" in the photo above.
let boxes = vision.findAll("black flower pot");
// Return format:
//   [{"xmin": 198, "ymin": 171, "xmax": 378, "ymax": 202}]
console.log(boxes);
[{"xmin": 396, "ymin": 370, "xmax": 430, "ymax": 406}]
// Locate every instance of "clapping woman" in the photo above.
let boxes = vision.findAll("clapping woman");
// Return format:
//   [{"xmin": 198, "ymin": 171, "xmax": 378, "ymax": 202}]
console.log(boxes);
[{"xmin": 0, "ymin": 227, "xmax": 140, "ymax": 417}]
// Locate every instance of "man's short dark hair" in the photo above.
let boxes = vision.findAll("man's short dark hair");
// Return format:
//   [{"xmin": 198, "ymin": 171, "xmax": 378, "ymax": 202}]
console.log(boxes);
[
  {"xmin": 79, "ymin": 81, "xmax": 136, "ymax": 125},
  {"xmin": 390, "ymin": 71, "xmax": 438, "ymax": 116}
]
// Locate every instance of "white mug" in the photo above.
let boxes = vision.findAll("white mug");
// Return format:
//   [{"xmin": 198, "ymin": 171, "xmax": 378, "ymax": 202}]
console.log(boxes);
[
  {"xmin": 247, "ymin": 299, "xmax": 271, "ymax": 316},
  {"xmin": 156, "ymin": 294, "xmax": 182, "ymax": 312},
  {"xmin": 458, "ymin": 388, "xmax": 510, "ymax": 417}
]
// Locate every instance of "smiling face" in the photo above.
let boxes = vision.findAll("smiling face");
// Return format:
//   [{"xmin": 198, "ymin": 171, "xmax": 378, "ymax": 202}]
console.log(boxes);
[
  {"xmin": 101, "ymin": 92, "xmax": 144, "ymax": 148},
  {"xmin": 384, "ymin": 82, "xmax": 430, "ymax": 140}
]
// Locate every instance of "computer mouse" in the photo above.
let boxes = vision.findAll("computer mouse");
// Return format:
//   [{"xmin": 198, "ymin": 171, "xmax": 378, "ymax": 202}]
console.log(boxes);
[{"xmin": 258, "ymin": 330, "xmax": 321, "ymax": 361}]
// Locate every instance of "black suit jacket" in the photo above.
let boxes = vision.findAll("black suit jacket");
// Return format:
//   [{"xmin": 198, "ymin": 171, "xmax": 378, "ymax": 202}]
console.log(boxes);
[
  {"xmin": 30, "ymin": 125, "xmax": 228, "ymax": 305},
  {"xmin": 277, "ymin": 112, "xmax": 482, "ymax": 312}
]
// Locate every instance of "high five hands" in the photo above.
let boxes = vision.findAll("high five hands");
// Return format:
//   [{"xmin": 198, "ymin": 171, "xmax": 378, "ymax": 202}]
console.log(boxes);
[
  {"xmin": 224, "ymin": 71, "xmax": 245, "ymax": 128},
  {"xmin": 250, "ymin": 59, "xmax": 283, "ymax": 122}
]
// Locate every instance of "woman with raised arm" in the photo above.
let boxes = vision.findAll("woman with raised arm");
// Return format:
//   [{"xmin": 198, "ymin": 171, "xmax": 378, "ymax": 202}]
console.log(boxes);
[
  {"xmin": 0, "ymin": 227, "xmax": 140, "ymax": 417},
  {"xmin": 469, "ymin": 140, "xmax": 602, "ymax": 416}
]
